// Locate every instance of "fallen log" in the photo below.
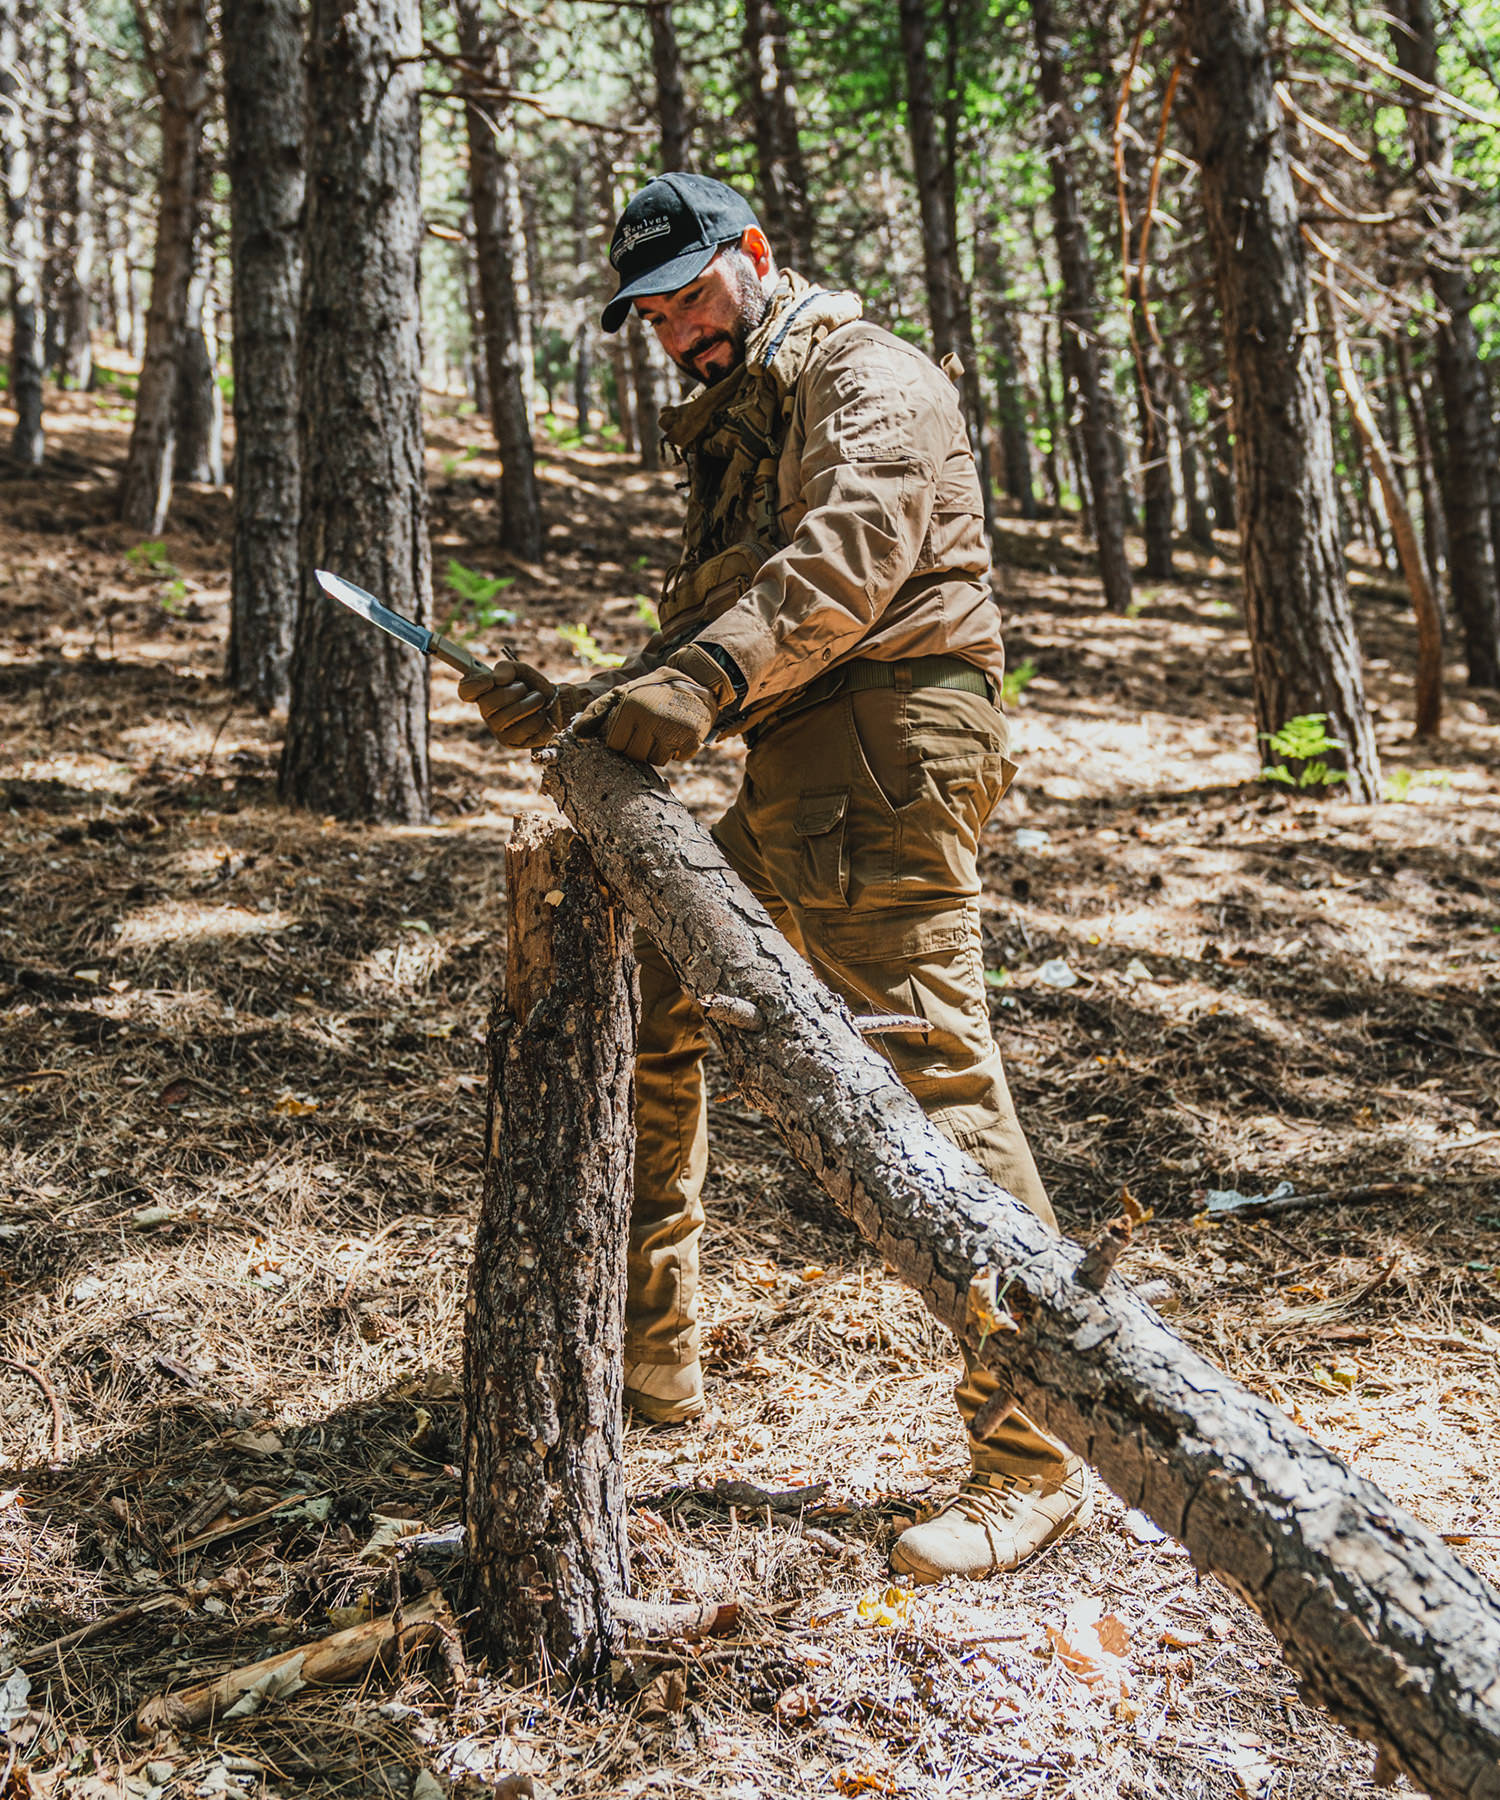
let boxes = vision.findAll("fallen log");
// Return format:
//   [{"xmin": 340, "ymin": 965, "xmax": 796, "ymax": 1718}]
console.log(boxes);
[
  {"xmin": 135, "ymin": 1591, "xmax": 451, "ymax": 1735},
  {"xmin": 543, "ymin": 735, "xmax": 1500, "ymax": 1800}
]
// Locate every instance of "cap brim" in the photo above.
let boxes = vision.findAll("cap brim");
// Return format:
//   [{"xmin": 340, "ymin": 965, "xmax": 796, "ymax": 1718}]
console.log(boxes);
[{"xmin": 601, "ymin": 241, "xmax": 718, "ymax": 333}]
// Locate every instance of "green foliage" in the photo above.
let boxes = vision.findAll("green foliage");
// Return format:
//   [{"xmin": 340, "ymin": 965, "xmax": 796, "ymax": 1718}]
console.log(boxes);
[
  {"xmin": 1259, "ymin": 714, "xmax": 1348, "ymax": 789},
  {"xmin": 555, "ymin": 621, "xmax": 624, "ymax": 668},
  {"xmin": 1382, "ymin": 767, "xmax": 1454, "ymax": 803},
  {"xmin": 159, "ymin": 578, "xmax": 188, "ymax": 615},
  {"xmin": 1000, "ymin": 656, "xmax": 1038, "ymax": 706},
  {"xmin": 126, "ymin": 540, "xmax": 178, "ymax": 578},
  {"xmin": 443, "ymin": 559, "xmax": 515, "ymax": 637},
  {"xmin": 634, "ymin": 596, "xmax": 660, "ymax": 630}
]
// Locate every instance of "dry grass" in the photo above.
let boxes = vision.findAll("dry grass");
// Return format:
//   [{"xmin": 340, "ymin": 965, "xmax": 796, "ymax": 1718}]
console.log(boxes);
[{"xmin": 1, "ymin": 381, "xmax": 1497, "ymax": 1799}]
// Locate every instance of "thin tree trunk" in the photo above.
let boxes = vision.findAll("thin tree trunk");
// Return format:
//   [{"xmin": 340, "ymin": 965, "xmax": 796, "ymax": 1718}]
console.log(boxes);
[
  {"xmin": 1328, "ymin": 298, "xmax": 1442, "ymax": 739},
  {"xmin": 463, "ymin": 813, "xmax": 634, "ymax": 1679},
  {"xmin": 742, "ymin": 0, "xmax": 813, "ymax": 271},
  {"xmin": 647, "ymin": 0, "xmax": 689, "ymax": 169},
  {"xmin": 1397, "ymin": 329, "xmax": 1448, "ymax": 603},
  {"xmin": 1, "ymin": 0, "xmax": 45, "ymax": 465},
  {"xmin": 1389, "ymin": 0, "xmax": 1500, "ymax": 688},
  {"xmin": 626, "ymin": 313, "xmax": 661, "ymax": 471},
  {"xmin": 571, "ymin": 155, "xmax": 591, "ymax": 438},
  {"xmin": 173, "ymin": 254, "xmax": 223, "ymax": 484},
  {"xmin": 1031, "ymin": 0, "xmax": 1132, "ymax": 610},
  {"xmin": 118, "ymin": 0, "xmax": 208, "ymax": 532},
  {"xmin": 986, "ymin": 276, "xmax": 1037, "ymax": 518},
  {"xmin": 1171, "ymin": 372, "xmax": 1214, "ymax": 549},
  {"xmin": 546, "ymin": 733, "xmax": 1500, "ymax": 1800},
  {"xmin": 57, "ymin": 26, "xmax": 94, "ymax": 392},
  {"xmin": 1208, "ymin": 402, "xmax": 1236, "ymax": 531},
  {"xmin": 456, "ymin": 2, "xmax": 542, "ymax": 562},
  {"xmin": 1136, "ymin": 328, "xmax": 1175, "ymax": 578},
  {"xmin": 278, "ymin": 0, "xmax": 430, "ymax": 823},
  {"xmin": 1037, "ymin": 313, "xmax": 1062, "ymax": 512},
  {"xmin": 1180, "ymin": 0, "xmax": 1379, "ymax": 799},
  {"xmin": 223, "ymin": 0, "xmax": 304, "ymax": 712}
]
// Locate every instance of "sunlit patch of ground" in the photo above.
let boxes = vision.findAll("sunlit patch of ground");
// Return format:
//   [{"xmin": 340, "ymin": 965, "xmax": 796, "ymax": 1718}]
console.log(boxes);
[{"xmin": 0, "ymin": 385, "xmax": 1495, "ymax": 1797}]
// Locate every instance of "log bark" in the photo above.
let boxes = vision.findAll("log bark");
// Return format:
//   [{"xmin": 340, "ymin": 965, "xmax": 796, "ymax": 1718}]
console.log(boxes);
[
  {"xmin": 543, "ymin": 733, "xmax": 1500, "ymax": 1800},
  {"xmin": 463, "ymin": 813, "xmax": 634, "ymax": 1679}
]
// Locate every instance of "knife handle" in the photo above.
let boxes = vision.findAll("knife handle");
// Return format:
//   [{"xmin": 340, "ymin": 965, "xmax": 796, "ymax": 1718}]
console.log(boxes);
[{"xmin": 429, "ymin": 634, "xmax": 492, "ymax": 679}]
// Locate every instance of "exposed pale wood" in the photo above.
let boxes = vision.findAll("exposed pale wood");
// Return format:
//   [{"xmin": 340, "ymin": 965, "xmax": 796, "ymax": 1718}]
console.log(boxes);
[
  {"xmin": 135, "ymin": 1592, "xmax": 450, "ymax": 1734},
  {"xmin": 544, "ymin": 734, "xmax": 1500, "ymax": 1800}
]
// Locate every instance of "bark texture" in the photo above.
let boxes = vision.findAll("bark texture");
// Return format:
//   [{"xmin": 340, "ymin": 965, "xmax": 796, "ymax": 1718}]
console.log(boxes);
[
  {"xmin": 464, "ymin": 814, "xmax": 633, "ymax": 1678},
  {"xmin": 277, "ymin": 0, "xmax": 431, "ymax": 822},
  {"xmin": 0, "ymin": 0, "xmax": 45, "ymax": 465},
  {"xmin": 546, "ymin": 733, "xmax": 1500, "ymax": 1800},
  {"xmin": 1389, "ymin": 0, "xmax": 1500, "ymax": 688},
  {"xmin": 1031, "ymin": 0, "xmax": 1132, "ymax": 611},
  {"xmin": 118, "ymin": 0, "xmax": 208, "ymax": 531},
  {"xmin": 456, "ymin": 3, "xmax": 542, "ymax": 562},
  {"xmin": 173, "ymin": 256, "xmax": 223, "ymax": 485},
  {"xmin": 57, "ymin": 26, "xmax": 94, "ymax": 393},
  {"xmin": 648, "ymin": 0, "xmax": 689, "ymax": 169},
  {"xmin": 1180, "ymin": 0, "xmax": 1380, "ymax": 800},
  {"xmin": 743, "ymin": 0, "xmax": 814, "ymax": 272},
  {"xmin": 626, "ymin": 315, "xmax": 662, "ymax": 471},
  {"xmin": 223, "ymin": 0, "xmax": 304, "ymax": 711}
]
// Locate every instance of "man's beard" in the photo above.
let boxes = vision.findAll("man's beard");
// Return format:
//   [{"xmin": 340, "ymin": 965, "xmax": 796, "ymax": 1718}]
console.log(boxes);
[{"xmin": 674, "ymin": 260, "xmax": 769, "ymax": 384}]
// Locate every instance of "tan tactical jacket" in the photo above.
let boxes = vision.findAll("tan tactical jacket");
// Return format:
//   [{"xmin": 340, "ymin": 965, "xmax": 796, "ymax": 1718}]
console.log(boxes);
[{"xmin": 592, "ymin": 274, "xmax": 1006, "ymax": 739}]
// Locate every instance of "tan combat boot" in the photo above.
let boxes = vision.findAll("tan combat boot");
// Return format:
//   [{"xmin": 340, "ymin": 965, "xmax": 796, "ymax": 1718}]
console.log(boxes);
[
  {"xmin": 889, "ymin": 1465, "xmax": 1095, "ymax": 1584},
  {"xmin": 622, "ymin": 1357, "xmax": 705, "ymax": 1425}
]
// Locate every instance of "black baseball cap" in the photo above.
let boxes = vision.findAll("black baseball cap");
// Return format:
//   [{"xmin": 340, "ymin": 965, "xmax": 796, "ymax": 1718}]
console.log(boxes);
[{"xmin": 601, "ymin": 173, "xmax": 760, "ymax": 333}]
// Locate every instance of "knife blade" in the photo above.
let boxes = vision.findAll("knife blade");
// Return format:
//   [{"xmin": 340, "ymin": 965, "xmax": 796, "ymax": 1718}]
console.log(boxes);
[{"xmin": 314, "ymin": 569, "xmax": 493, "ymax": 680}]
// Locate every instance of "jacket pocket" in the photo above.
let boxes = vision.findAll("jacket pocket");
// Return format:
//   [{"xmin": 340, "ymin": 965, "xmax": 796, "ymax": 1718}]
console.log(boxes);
[{"xmin": 793, "ymin": 789, "xmax": 850, "ymax": 909}]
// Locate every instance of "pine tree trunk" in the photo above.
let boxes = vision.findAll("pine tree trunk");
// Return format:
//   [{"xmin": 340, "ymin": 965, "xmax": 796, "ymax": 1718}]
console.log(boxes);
[
  {"xmin": 988, "ymin": 286, "xmax": 1037, "ymax": 518},
  {"xmin": 118, "ymin": 0, "xmax": 208, "ymax": 531},
  {"xmin": 223, "ymin": 0, "xmax": 304, "ymax": 712},
  {"xmin": 463, "ymin": 812, "xmax": 634, "ymax": 1679},
  {"xmin": 1208, "ymin": 404, "xmax": 1237, "ymax": 531},
  {"xmin": 1180, "ymin": 0, "xmax": 1380, "ymax": 799},
  {"xmin": 1329, "ymin": 300, "xmax": 1442, "ymax": 740},
  {"xmin": 648, "ymin": 0, "xmax": 689, "ymax": 169},
  {"xmin": 1031, "ymin": 0, "xmax": 1132, "ymax": 611},
  {"xmin": 1037, "ymin": 312, "xmax": 1063, "ymax": 512},
  {"xmin": 173, "ymin": 255, "xmax": 223, "ymax": 484},
  {"xmin": 1, "ymin": 0, "xmax": 46, "ymax": 466},
  {"xmin": 456, "ymin": 3, "xmax": 543, "ymax": 563},
  {"xmin": 57, "ymin": 27, "xmax": 94, "ymax": 392},
  {"xmin": 626, "ymin": 315, "xmax": 661, "ymax": 471},
  {"xmin": 546, "ymin": 734, "xmax": 1500, "ymax": 1800},
  {"xmin": 1171, "ymin": 371, "xmax": 1215, "ymax": 549},
  {"xmin": 277, "ymin": 0, "xmax": 431, "ymax": 823},
  {"xmin": 1136, "ymin": 329, "xmax": 1175, "ymax": 578},
  {"xmin": 571, "ymin": 156, "xmax": 592, "ymax": 438},
  {"xmin": 1389, "ymin": 0, "xmax": 1500, "ymax": 688},
  {"xmin": 1397, "ymin": 330, "xmax": 1449, "ymax": 603},
  {"xmin": 742, "ymin": 0, "xmax": 814, "ymax": 271}
]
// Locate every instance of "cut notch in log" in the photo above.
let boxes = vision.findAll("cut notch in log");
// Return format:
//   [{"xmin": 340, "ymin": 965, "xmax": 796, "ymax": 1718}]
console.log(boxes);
[{"xmin": 544, "ymin": 735, "xmax": 1500, "ymax": 1800}]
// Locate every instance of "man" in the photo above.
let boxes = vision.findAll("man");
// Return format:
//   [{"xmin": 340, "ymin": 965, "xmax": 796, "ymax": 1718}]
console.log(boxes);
[{"xmin": 459, "ymin": 172, "xmax": 1092, "ymax": 1583}]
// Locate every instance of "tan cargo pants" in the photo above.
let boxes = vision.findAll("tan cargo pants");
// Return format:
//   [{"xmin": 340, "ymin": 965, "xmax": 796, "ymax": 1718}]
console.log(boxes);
[{"xmin": 628, "ymin": 667, "xmax": 1077, "ymax": 1482}]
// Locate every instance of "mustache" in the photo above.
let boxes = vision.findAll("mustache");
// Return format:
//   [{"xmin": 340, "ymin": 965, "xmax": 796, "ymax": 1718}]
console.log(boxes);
[{"xmin": 682, "ymin": 331, "xmax": 733, "ymax": 370}]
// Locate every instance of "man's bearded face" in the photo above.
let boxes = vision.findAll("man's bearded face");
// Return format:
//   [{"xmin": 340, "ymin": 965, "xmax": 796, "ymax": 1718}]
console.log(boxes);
[{"xmin": 635, "ymin": 248, "xmax": 769, "ymax": 386}]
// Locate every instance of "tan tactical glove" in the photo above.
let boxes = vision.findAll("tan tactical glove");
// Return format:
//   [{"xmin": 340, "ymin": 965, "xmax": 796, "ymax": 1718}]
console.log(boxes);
[
  {"xmin": 458, "ymin": 659, "xmax": 580, "ymax": 749},
  {"xmin": 573, "ymin": 643, "xmax": 733, "ymax": 765}
]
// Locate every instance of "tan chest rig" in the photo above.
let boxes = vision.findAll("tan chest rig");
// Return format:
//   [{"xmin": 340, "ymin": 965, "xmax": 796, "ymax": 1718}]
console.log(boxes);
[{"xmin": 655, "ymin": 274, "xmax": 863, "ymax": 653}]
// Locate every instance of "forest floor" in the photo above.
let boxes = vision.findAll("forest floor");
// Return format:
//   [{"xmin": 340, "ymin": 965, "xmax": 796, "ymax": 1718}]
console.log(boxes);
[{"xmin": 1, "ymin": 374, "xmax": 1498, "ymax": 1800}]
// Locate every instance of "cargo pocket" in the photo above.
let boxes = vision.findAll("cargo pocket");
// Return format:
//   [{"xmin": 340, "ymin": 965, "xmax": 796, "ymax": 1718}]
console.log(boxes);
[{"xmin": 793, "ymin": 789, "xmax": 850, "ymax": 910}]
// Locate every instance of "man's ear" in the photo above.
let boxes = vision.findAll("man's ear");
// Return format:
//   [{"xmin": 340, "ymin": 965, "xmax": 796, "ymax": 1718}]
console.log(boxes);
[{"xmin": 740, "ymin": 226, "xmax": 773, "ymax": 277}]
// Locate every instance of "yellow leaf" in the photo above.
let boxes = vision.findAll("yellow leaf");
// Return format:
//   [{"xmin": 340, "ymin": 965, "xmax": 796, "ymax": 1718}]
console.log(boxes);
[
  {"xmin": 855, "ymin": 1584, "xmax": 913, "ymax": 1630},
  {"xmin": 273, "ymin": 1094, "xmax": 319, "ymax": 1116},
  {"xmin": 799, "ymin": 1265, "xmax": 826, "ymax": 1281}
]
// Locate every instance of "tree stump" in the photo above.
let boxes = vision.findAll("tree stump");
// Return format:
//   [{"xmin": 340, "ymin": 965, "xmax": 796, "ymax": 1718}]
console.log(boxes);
[{"xmin": 463, "ymin": 812, "xmax": 635, "ymax": 1678}]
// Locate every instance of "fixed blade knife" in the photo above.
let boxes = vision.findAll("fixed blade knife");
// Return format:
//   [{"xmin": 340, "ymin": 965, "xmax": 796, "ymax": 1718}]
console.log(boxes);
[{"xmin": 314, "ymin": 569, "xmax": 493, "ymax": 680}]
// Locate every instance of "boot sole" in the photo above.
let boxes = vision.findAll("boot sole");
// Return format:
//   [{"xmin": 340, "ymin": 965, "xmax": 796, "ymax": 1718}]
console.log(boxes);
[{"xmin": 623, "ymin": 1387, "xmax": 706, "ymax": 1426}]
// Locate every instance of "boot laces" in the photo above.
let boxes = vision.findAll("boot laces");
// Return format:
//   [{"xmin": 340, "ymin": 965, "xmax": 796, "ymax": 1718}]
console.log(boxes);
[{"xmin": 946, "ymin": 1474, "xmax": 1031, "ymax": 1528}]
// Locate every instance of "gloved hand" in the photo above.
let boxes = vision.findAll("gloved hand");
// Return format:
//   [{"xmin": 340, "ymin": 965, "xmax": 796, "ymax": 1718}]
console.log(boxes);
[
  {"xmin": 573, "ymin": 644, "xmax": 732, "ymax": 764},
  {"xmin": 458, "ymin": 658, "xmax": 569, "ymax": 749}
]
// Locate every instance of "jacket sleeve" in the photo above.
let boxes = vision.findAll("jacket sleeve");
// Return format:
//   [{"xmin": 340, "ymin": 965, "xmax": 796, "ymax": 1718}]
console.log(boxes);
[{"xmin": 688, "ymin": 331, "xmax": 947, "ymax": 711}]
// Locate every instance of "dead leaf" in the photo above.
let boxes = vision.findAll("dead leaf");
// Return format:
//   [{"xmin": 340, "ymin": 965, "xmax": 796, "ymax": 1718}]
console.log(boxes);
[
  {"xmin": 832, "ymin": 1768, "xmax": 897, "ymax": 1795},
  {"xmin": 774, "ymin": 1684, "xmax": 819, "ymax": 1722},
  {"xmin": 272, "ymin": 1093, "xmax": 318, "ymax": 1116},
  {"xmin": 854, "ymin": 1585, "xmax": 914, "ymax": 1630},
  {"xmin": 636, "ymin": 1667, "xmax": 687, "ymax": 1720},
  {"xmin": 1045, "ymin": 1599, "xmax": 1131, "ymax": 1702}
]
